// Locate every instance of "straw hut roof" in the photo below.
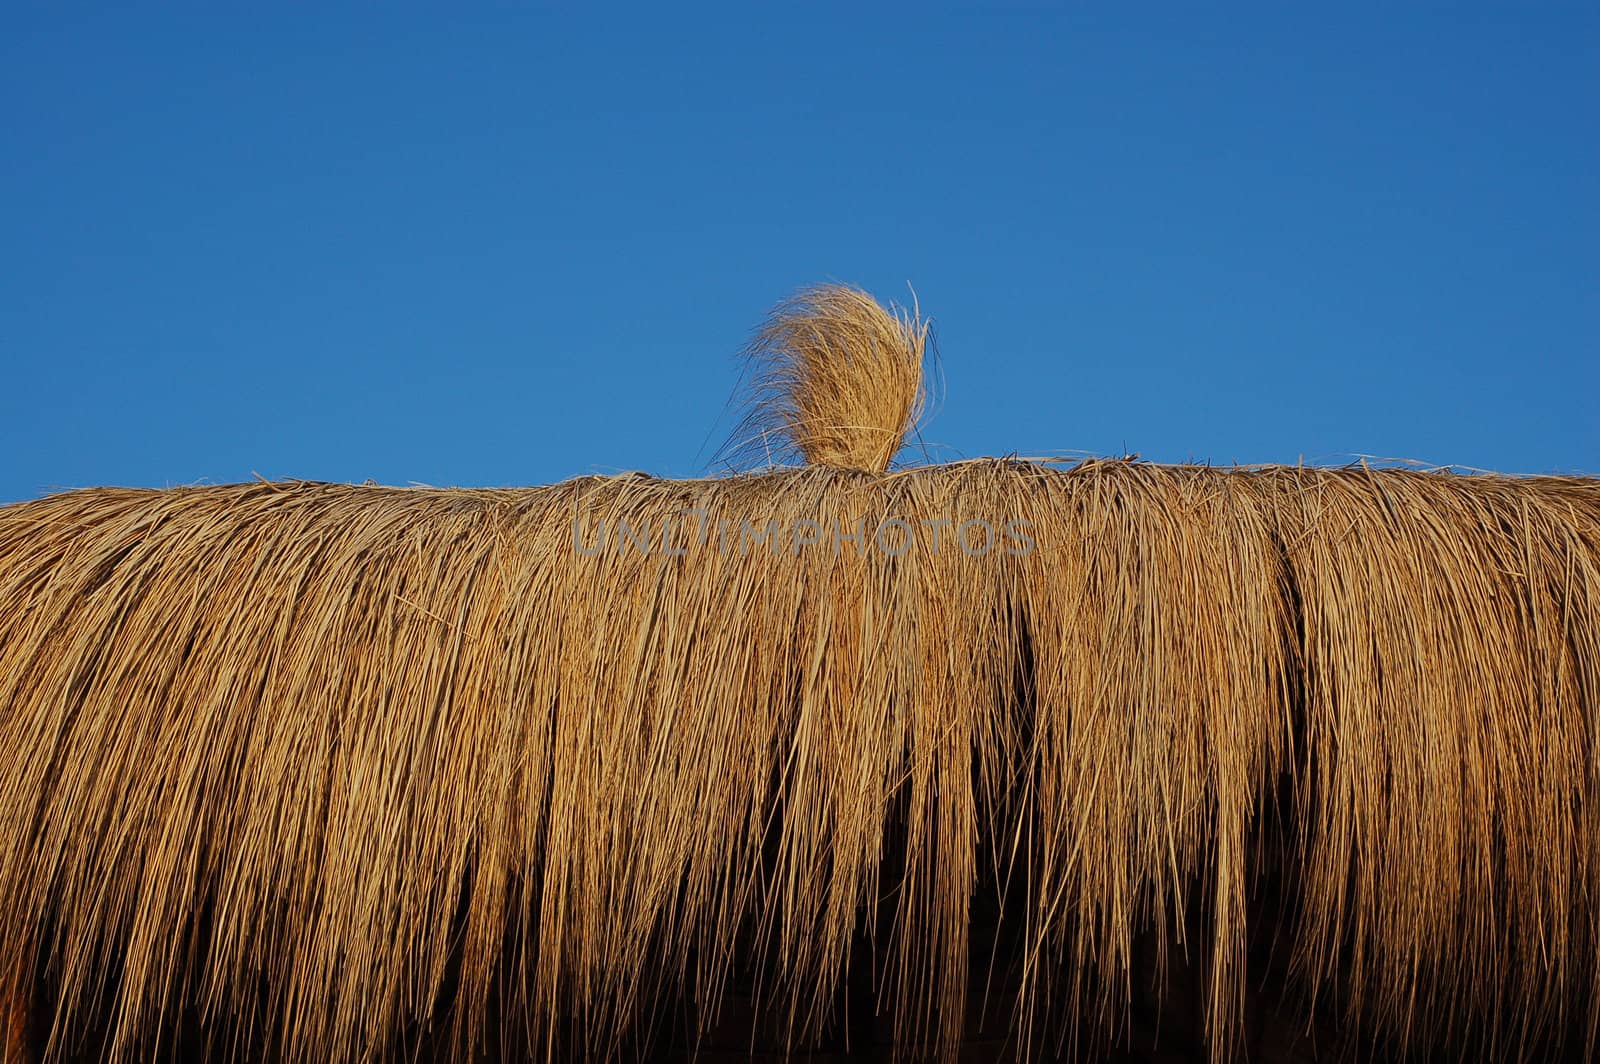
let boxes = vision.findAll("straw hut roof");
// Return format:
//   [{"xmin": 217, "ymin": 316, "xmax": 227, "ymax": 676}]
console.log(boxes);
[{"xmin": 1, "ymin": 286, "xmax": 1596, "ymax": 1062}]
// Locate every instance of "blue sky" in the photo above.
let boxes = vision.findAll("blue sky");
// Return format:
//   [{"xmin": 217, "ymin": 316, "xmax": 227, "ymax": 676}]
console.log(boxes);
[{"xmin": 3, "ymin": 6, "xmax": 1595, "ymax": 503}]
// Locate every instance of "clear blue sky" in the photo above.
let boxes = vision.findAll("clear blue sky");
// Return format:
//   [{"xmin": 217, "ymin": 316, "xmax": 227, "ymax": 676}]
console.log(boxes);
[{"xmin": 4, "ymin": 6, "xmax": 1596, "ymax": 504}]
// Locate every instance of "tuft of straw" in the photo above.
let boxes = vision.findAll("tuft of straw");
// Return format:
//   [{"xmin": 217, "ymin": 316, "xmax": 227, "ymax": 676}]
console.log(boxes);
[
  {"xmin": 0, "ymin": 462, "xmax": 1597, "ymax": 1062},
  {"xmin": 719, "ymin": 284, "xmax": 928, "ymax": 473}
]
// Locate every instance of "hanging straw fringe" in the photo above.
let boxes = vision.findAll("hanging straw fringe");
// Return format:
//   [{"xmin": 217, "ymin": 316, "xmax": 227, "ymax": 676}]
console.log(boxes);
[{"xmin": 1, "ymin": 461, "xmax": 1597, "ymax": 1061}]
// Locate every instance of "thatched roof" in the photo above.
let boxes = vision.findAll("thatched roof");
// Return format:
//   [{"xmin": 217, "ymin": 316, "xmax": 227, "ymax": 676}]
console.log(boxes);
[{"xmin": 1, "ymin": 289, "xmax": 1597, "ymax": 1062}]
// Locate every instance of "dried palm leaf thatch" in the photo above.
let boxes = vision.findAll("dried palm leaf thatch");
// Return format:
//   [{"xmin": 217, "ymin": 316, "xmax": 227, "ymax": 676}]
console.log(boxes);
[
  {"xmin": 0, "ymin": 463, "xmax": 1597, "ymax": 1063},
  {"xmin": 0, "ymin": 286, "xmax": 1597, "ymax": 1063}
]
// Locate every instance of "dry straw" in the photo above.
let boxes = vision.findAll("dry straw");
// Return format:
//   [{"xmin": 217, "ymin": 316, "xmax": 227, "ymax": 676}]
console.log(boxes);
[
  {"xmin": 718, "ymin": 283, "xmax": 928, "ymax": 473},
  {"xmin": 0, "ymin": 287, "xmax": 1596, "ymax": 1063}
]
